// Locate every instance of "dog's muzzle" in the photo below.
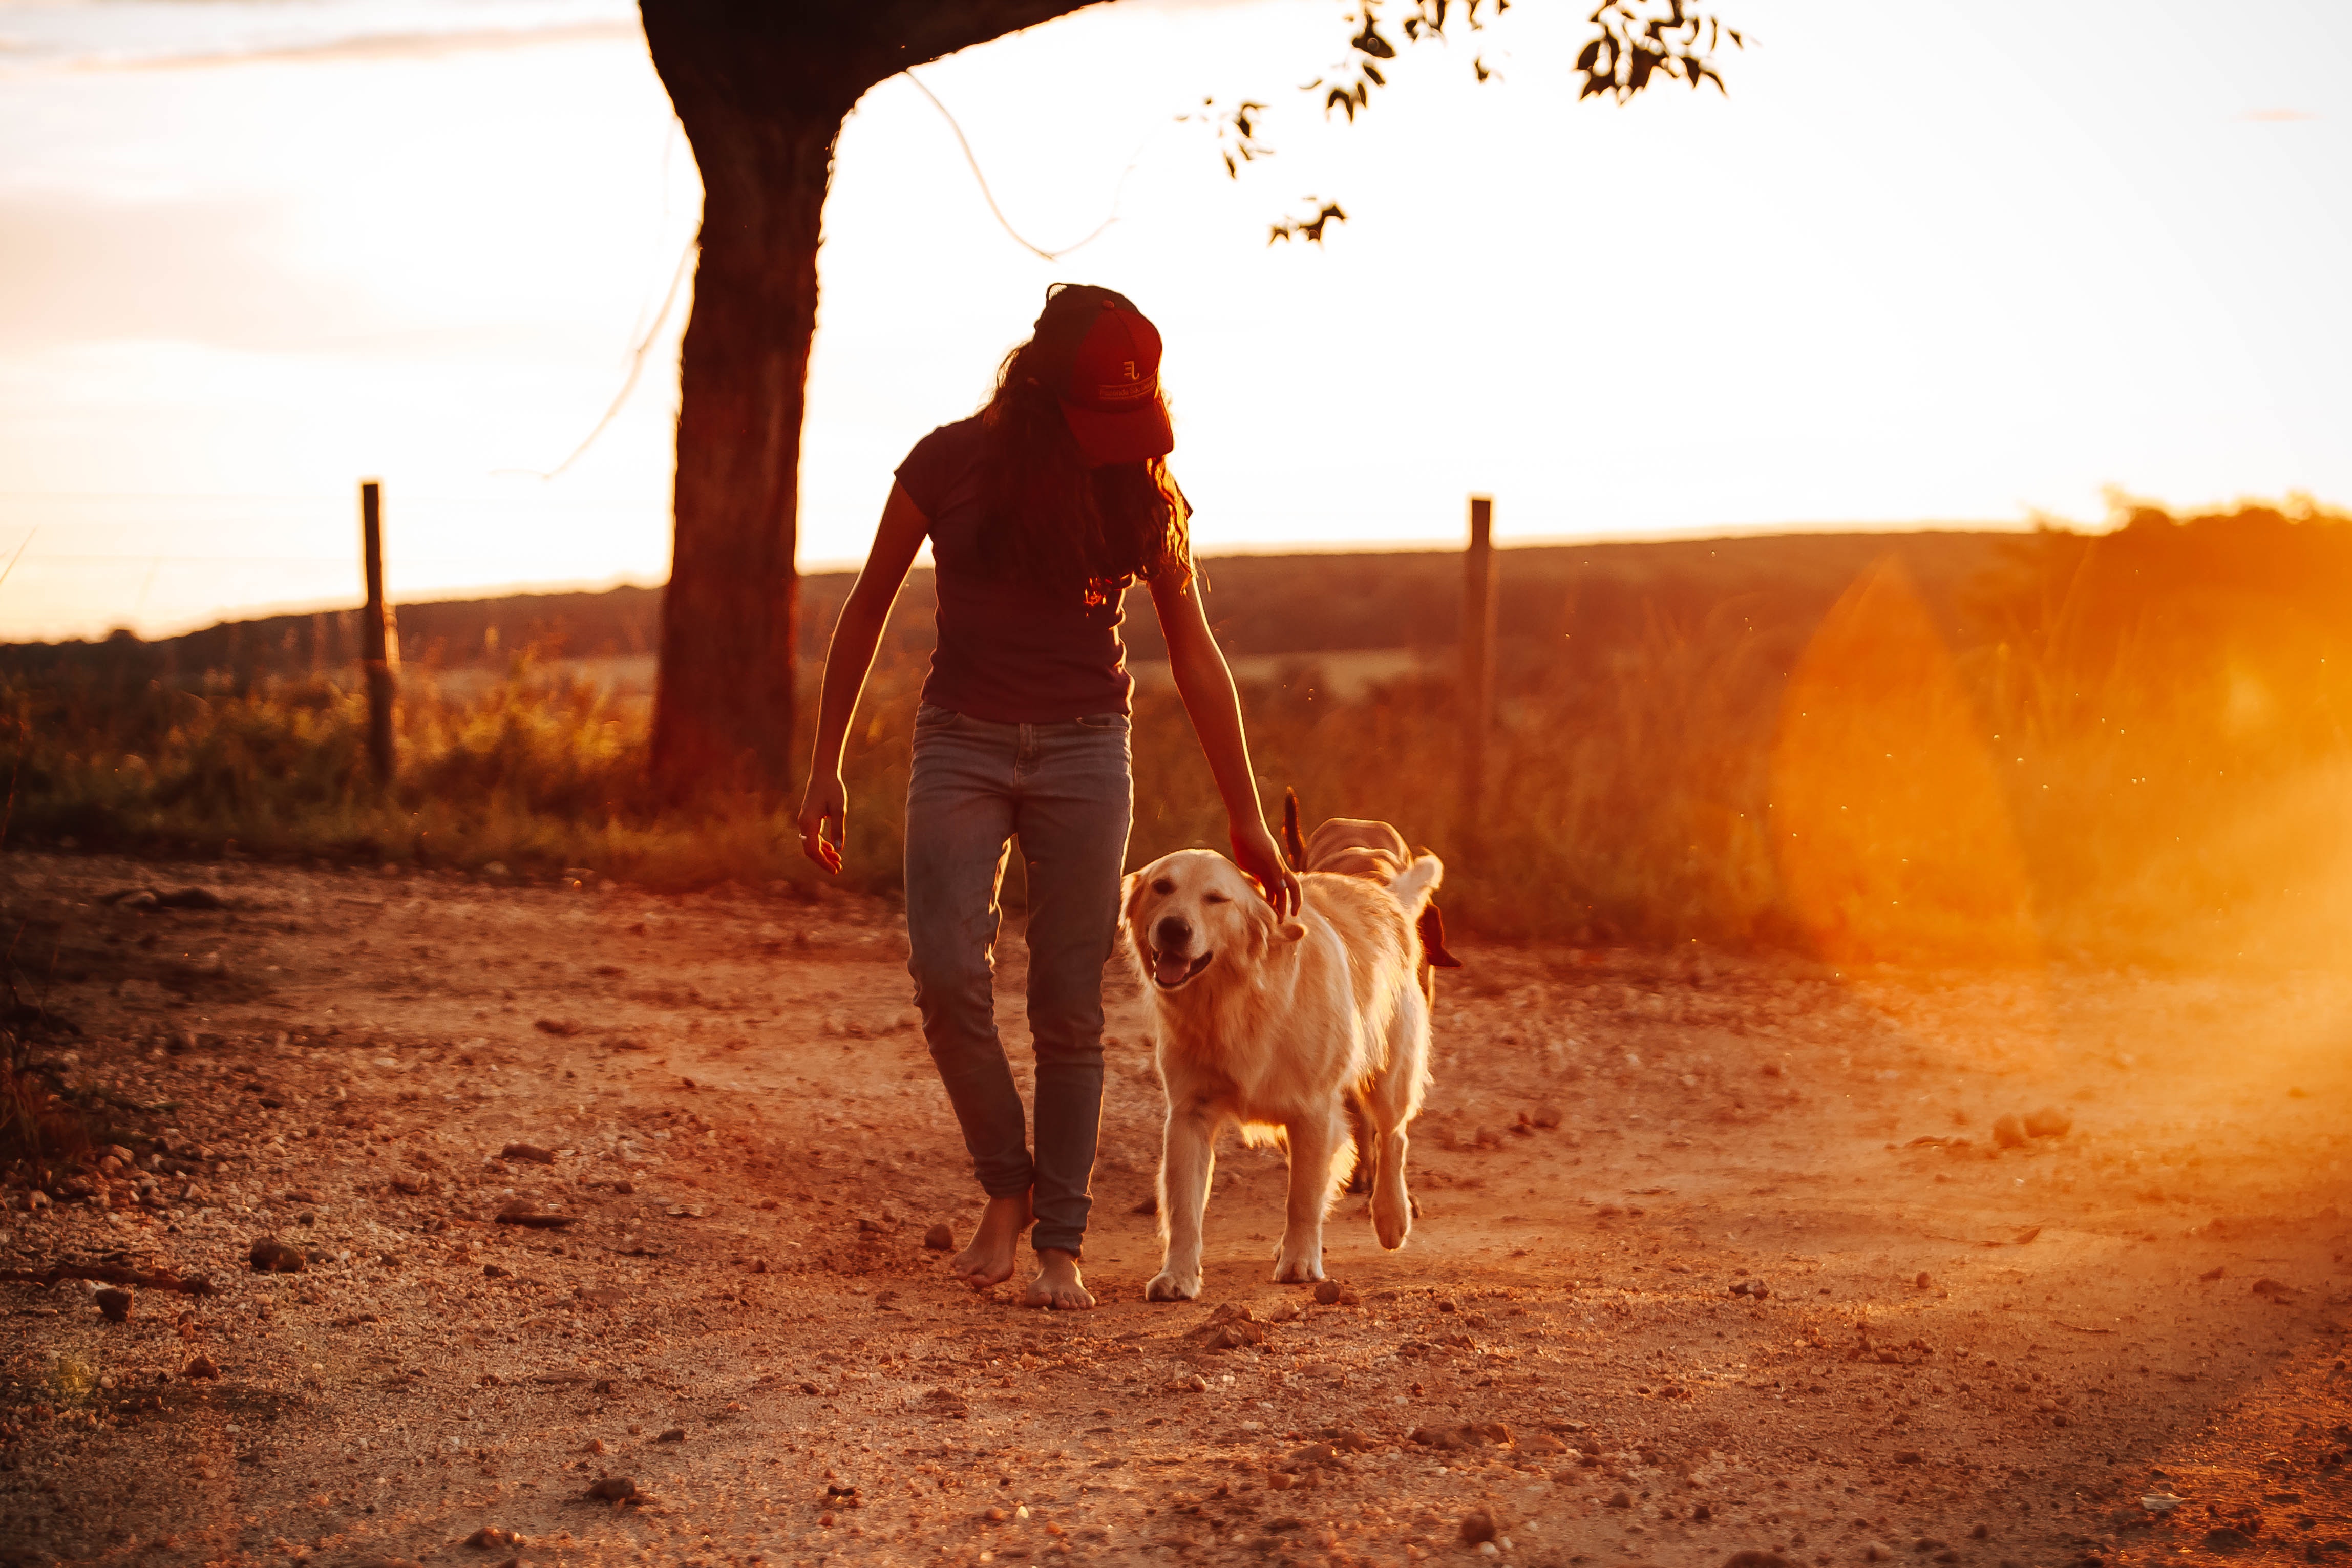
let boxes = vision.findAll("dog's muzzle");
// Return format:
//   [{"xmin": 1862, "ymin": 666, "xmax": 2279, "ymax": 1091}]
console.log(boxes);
[{"xmin": 1148, "ymin": 947, "xmax": 1214, "ymax": 990}]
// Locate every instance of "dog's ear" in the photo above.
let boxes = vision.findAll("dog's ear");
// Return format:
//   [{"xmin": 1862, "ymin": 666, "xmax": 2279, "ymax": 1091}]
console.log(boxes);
[
  {"xmin": 1121, "ymin": 870, "xmax": 1148, "ymax": 928},
  {"xmin": 1242, "ymin": 884, "xmax": 1306, "ymax": 949},
  {"xmin": 1267, "ymin": 886, "xmax": 1307, "ymax": 945}
]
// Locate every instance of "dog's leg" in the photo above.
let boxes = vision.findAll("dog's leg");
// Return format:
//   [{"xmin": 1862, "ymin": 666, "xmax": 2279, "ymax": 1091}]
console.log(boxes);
[
  {"xmin": 1340, "ymin": 1092, "xmax": 1374, "ymax": 1195},
  {"xmin": 1272, "ymin": 1106, "xmax": 1346, "ymax": 1283},
  {"xmin": 1369, "ymin": 1118, "xmax": 1414, "ymax": 1250},
  {"xmin": 1147, "ymin": 1098, "xmax": 1217, "ymax": 1302},
  {"xmin": 1369, "ymin": 989, "xmax": 1431, "ymax": 1251}
]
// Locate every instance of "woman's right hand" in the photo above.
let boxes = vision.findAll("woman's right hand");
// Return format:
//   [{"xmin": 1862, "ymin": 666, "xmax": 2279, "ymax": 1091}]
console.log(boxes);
[{"xmin": 797, "ymin": 773, "xmax": 847, "ymax": 875}]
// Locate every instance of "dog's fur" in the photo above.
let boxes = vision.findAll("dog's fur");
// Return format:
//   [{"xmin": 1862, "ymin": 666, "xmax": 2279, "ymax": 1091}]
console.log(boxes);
[
  {"xmin": 1281, "ymin": 794, "xmax": 1462, "ymax": 1194},
  {"xmin": 1123, "ymin": 847, "xmax": 1440, "ymax": 1300},
  {"xmin": 1282, "ymin": 798, "xmax": 1463, "ymax": 998}
]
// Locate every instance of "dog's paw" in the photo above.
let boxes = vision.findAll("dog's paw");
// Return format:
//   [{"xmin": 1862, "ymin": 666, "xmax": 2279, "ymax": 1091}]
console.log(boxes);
[
  {"xmin": 1372, "ymin": 1194, "xmax": 1412, "ymax": 1251},
  {"xmin": 1145, "ymin": 1269, "xmax": 1201, "ymax": 1302},
  {"xmin": 1270, "ymin": 1252, "xmax": 1327, "ymax": 1284}
]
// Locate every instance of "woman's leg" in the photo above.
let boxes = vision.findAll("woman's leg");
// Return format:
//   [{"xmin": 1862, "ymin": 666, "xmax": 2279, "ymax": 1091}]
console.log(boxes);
[
  {"xmin": 903, "ymin": 708, "xmax": 1030, "ymax": 1286},
  {"xmin": 1012, "ymin": 714, "xmax": 1134, "ymax": 1308}
]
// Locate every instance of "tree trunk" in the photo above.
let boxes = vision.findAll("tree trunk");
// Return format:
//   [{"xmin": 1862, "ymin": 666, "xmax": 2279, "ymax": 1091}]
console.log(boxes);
[
  {"xmin": 640, "ymin": 1, "xmax": 1103, "ymax": 800},
  {"xmin": 641, "ymin": 16, "xmax": 843, "ymax": 799},
  {"xmin": 645, "ymin": 101, "xmax": 832, "ymax": 797}
]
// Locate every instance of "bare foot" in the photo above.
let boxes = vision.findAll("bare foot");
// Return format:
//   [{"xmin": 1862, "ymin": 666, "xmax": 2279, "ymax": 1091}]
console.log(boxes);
[
  {"xmin": 1022, "ymin": 1248, "xmax": 1095, "ymax": 1311},
  {"xmin": 950, "ymin": 1193, "xmax": 1031, "ymax": 1289}
]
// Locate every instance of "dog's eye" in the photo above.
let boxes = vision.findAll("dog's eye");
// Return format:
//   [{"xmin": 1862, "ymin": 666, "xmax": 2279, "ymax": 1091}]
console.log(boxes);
[
  {"xmin": 1203, "ymin": 893, "xmax": 1230, "ymax": 904},
  {"xmin": 1151, "ymin": 878, "xmax": 1176, "ymax": 896}
]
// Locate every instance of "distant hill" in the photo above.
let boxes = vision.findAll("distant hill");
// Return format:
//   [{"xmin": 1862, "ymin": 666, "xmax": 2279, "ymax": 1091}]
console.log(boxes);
[{"xmin": 0, "ymin": 529, "xmax": 2031, "ymax": 689}]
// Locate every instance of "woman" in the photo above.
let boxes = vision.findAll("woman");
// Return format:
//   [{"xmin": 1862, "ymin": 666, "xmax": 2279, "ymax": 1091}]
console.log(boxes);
[{"xmin": 795, "ymin": 283, "xmax": 1300, "ymax": 1311}]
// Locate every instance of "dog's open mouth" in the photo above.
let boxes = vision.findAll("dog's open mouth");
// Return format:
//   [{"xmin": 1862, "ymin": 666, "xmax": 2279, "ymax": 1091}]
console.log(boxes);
[{"xmin": 1149, "ymin": 948, "xmax": 1214, "ymax": 990}]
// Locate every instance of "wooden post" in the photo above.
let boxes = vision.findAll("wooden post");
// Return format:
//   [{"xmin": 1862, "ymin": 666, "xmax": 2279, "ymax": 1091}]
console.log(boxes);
[
  {"xmin": 1459, "ymin": 495, "xmax": 1498, "ymax": 845},
  {"xmin": 359, "ymin": 480, "xmax": 398, "ymax": 783}
]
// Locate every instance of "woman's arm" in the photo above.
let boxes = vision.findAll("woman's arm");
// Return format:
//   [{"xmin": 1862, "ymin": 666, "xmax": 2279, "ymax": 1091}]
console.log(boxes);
[
  {"xmin": 795, "ymin": 481, "xmax": 930, "ymax": 873},
  {"xmin": 1147, "ymin": 569, "xmax": 1301, "ymax": 919}
]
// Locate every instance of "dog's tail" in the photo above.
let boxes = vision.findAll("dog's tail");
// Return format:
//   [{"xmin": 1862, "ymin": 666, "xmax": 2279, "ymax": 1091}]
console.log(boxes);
[
  {"xmin": 1280, "ymin": 788, "xmax": 1306, "ymax": 873},
  {"xmin": 1386, "ymin": 853, "xmax": 1444, "ymax": 916},
  {"xmin": 1417, "ymin": 903, "xmax": 1464, "ymax": 969}
]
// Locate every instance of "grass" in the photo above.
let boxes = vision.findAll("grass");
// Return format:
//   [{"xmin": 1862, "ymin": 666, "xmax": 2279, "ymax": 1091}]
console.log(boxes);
[{"xmin": 6, "ymin": 499, "xmax": 2351, "ymax": 969}]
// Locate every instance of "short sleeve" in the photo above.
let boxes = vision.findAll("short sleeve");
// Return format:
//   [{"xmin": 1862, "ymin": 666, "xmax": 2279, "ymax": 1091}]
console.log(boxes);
[{"xmin": 894, "ymin": 423, "xmax": 959, "ymax": 521}]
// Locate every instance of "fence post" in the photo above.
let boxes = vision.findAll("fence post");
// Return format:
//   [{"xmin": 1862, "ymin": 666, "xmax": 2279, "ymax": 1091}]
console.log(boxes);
[
  {"xmin": 1459, "ymin": 494, "xmax": 1498, "ymax": 846},
  {"xmin": 359, "ymin": 480, "xmax": 398, "ymax": 783}
]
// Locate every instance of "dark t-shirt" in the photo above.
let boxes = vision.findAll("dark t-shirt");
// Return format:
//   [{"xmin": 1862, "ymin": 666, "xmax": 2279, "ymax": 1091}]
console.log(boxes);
[{"xmin": 894, "ymin": 416, "xmax": 1142, "ymax": 724}]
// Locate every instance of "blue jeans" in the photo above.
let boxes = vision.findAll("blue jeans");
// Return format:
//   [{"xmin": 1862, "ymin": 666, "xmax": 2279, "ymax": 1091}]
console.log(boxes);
[{"xmin": 904, "ymin": 702, "xmax": 1132, "ymax": 1258}]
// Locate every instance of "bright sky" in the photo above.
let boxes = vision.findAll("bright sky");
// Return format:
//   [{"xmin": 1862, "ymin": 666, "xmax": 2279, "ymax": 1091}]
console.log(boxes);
[{"xmin": 1, "ymin": 0, "xmax": 2345, "ymax": 641}]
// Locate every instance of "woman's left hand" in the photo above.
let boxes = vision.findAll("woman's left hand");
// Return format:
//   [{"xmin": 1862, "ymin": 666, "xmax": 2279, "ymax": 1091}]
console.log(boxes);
[{"xmin": 1230, "ymin": 817, "xmax": 1301, "ymax": 921}]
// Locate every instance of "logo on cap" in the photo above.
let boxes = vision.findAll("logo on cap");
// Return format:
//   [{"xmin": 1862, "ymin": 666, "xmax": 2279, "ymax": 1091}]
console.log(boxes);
[{"xmin": 1052, "ymin": 291, "xmax": 1175, "ymax": 465}]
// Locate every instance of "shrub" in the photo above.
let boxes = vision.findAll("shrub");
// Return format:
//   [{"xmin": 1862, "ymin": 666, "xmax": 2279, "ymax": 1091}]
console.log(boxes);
[{"xmin": 6, "ymin": 499, "xmax": 2349, "ymax": 966}]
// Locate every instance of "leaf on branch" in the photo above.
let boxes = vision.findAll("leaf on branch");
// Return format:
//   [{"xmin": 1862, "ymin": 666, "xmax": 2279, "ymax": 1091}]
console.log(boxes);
[
  {"xmin": 1398, "ymin": 0, "xmax": 1510, "ymax": 45},
  {"xmin": 1302, "ymin": 0, "xmax": 1522, "ymax": 136},
  {"xmin": 1573, "ymin": 0, "xmax": 1741, "ymax": 105},
  {"xmin": 1182, "ymin": 96, "xmax": 1276, "ymax": 180},
  {"xmin": 1323, "ymin": 80, "xmax": 1372, "ymax": 121},
  {"xmin": 1268, "ymin": 198, "xmax": 1348, "ymax": 246},
  {"xmin": 1221, "ymin": 0, "xmax": 1729, "ymax": 241}
]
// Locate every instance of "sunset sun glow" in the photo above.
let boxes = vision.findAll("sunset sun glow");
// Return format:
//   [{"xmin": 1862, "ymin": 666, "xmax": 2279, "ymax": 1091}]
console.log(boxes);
[{"xmin": 1, "ymin": 0, "xmax": 2345, "ymax": 641}]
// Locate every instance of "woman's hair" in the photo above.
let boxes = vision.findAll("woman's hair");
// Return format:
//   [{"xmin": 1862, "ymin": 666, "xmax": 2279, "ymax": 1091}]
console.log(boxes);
[{"xmin": 977, "ymin": 289, "xmax": 1192, "ymax": 601}]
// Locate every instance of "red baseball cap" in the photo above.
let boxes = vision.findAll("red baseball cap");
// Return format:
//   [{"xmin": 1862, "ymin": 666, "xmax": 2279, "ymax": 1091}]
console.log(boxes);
[{"xmin": 1036, "ymin": 285, "xmax": 1175, "ymax": 467}]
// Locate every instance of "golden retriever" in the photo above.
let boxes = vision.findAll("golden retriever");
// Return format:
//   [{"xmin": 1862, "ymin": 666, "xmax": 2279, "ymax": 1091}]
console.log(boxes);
[
  {"xmin": 1282, "ymin": 796, "xmax": 1463, "ymax": 1195},
  {"xmin": 1284, "ymin": 801, "xmax": 1464, "ymax": 1002},
  {"xmin": 1122, "ymin": 847, "xmax": 1442, "ymax": 1300}
]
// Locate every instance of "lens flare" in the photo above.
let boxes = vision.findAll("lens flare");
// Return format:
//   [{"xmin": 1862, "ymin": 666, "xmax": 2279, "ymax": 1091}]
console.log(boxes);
[{"xmin": 1770, "ymin": 557, "xmax": 2041, "ymax": 972}]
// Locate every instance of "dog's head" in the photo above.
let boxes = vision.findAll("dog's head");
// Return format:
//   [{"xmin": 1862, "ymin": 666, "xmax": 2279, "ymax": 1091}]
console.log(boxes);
[{"xmin": 1122, "ymin": 849, "xmax": 1305, "ymax": 994}]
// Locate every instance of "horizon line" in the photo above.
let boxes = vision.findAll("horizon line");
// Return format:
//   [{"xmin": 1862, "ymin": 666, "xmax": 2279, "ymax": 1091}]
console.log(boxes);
[{"xmin": 3, "ymin": 516, "xmax": 2077, "ymax": 647}]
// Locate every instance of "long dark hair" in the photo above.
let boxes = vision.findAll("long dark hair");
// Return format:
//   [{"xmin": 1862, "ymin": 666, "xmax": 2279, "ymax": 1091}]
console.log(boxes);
[{"xmin": 978, "ymin": 288, "xmax": 1192, "ymax": 603}]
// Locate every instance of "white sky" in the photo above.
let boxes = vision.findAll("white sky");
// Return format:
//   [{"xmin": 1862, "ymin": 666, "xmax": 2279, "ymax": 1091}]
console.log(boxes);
[{"xmin": 0, "ymin": 0, "xmax": 2345, "ymax": 641}]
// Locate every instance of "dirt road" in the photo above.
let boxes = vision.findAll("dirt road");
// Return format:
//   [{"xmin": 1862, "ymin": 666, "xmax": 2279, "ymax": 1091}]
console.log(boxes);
[{"xmin": 1, "ymin": 852, "xmax": 2346, "ymax": 1568}]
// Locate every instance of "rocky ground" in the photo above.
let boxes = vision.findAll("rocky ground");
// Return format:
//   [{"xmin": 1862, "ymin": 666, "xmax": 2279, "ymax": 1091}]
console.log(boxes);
[{"xmin": 0, "ymin": 849, "xmax": 2346, "ymax": 1568}]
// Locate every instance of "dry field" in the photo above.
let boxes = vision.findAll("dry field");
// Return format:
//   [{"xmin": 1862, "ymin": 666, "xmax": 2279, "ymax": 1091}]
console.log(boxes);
[{"xmin": 1, "ymin": 851, "xmax": 2347, "ymax": 1568}]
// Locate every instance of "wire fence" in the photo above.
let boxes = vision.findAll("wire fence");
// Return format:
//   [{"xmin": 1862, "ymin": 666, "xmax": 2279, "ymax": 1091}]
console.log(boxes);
[{"xmin": 0, "ymin": 489, "xmax": 675, "ymax": 645}]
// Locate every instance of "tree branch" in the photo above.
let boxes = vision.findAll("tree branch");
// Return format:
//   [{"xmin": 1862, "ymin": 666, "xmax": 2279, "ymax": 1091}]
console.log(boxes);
[
  {"xmin": 1265, "ymin": 0, "xmax": 1741, "ymax": 243},
  {"xmin": 639, "ymin": 2, "xmax": 1118, "ymax": 119}
]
